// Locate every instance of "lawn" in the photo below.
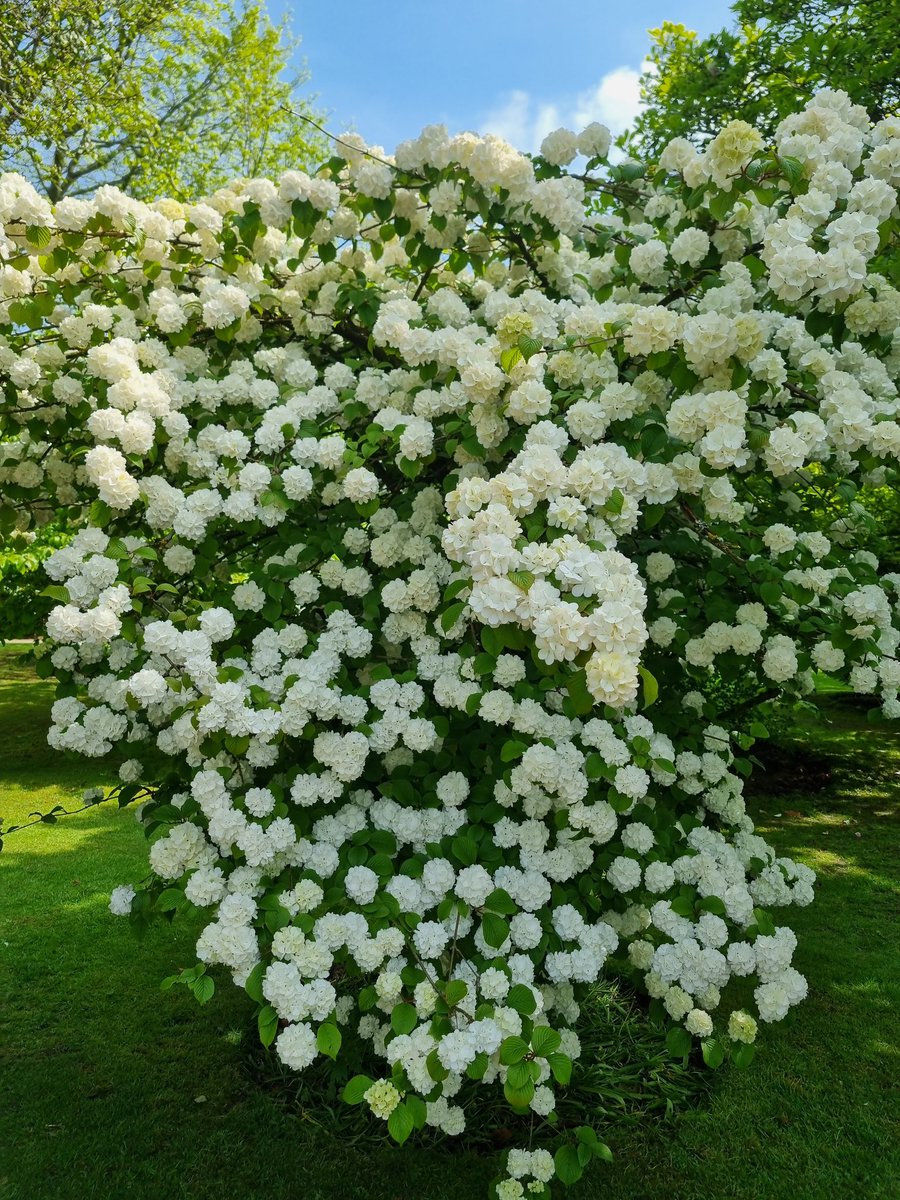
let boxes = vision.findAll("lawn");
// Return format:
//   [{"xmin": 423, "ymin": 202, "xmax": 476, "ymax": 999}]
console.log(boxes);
[{"xmin": 0, "ymin": 645, "xmax": 897, "ymax": 1200}]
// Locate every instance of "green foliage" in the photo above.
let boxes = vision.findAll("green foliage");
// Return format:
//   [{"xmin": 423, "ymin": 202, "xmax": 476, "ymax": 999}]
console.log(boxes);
[
  {"xmin": 0, "ymin": 0, "xmax": 326, "ymax": 201},
  {"xmin": 0, "ymin": 524, "xmax": 69, "ymax": 638},
  {"xmin": 631, "ymin": 2, "xmax": 900, "ymax": 156}
]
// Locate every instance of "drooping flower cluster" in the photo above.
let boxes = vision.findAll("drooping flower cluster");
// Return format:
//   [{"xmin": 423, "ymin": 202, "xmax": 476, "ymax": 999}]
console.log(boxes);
[{"xmin": 1, "ymin": 88, "xmax": 898, "ymax": 1193}]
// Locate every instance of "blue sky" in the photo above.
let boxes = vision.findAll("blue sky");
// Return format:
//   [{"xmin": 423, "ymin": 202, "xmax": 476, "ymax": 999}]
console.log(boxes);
[{"xmin": 268, "ymin": 1, "xmax": 735, "ymax": 152}]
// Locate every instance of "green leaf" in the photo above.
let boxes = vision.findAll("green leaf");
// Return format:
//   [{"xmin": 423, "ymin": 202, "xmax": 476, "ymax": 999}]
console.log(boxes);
[
  {"xmin": 666, "ymin": 1026, "xmax": 692, "ymax": 1058},
  {"xmin": 565, "ymin": 670, "xmax": 594, "ymax": 716},
  {"xmin": 554, "ymin": 1144, "xmax": 584, "ymax": 1186},
  {"xmin": 546, "ymin": 1051, "xmax": 572, "ymax": 1084},
  {"xmin": 576, "ymin": 1125, "xmax": 599, "ymax": 1148},
  {"xmin": 605, "ymin": 487, "xmax": 624, "ymax": 514},
  {"xmin": 155, "ymin": 887, "xmax": 184, "ymax": 913},
  {"xmin": 500, "ymin": 739, "xmax": 526, "ymax": 763},
  {"xmin": 192, "ymin": 975, "xmax": 215, "ymax": 1005},
  {"xmin": 732, "ymin": 1042, "xmax": 756, "ymax": 1069},
  {"xmin": 498, "ymin": 1035, "xmax": 529, "ymax": 1065},
  {"xmin": 484, "ymin": 887, "xmax": 517, "ymax": 915},
  {"xmin": 440, "ymin": 601, "xmax": 466, "ymax": 632},
  {"xmin": 451, "ymin": 835, "xmax": 478, "ymax": 866},
  {"xmin": 640, "ymin": 423, "xmax": 669, "ymax": 458},
  {"xmin": 481, "ymin": 911, "xmax": 509, "ymax": 949},
  {"xmin": 517, "ymin": 333, "xmax": 542, "ymax": 359},
  {"xmin": 316, "ymin": 1022, "xmax": 342, "ymax": 1059},
  {"xmin": 480, "ymin": 625, "xmax": 504, "ymax": 657},
  {"xmin": 506, "ymin": 983, "xmax": 537, "ymax": 1015},
  {"xmin": 466, "ymin": 1051, "xmax": 489, "ymax": 1080},
  {"xmin": 39, "ymin": 585, "xmax": 71, "ymax": 603},
  {"xmin": 503, "ymin": 1077, "xmax": 535, "ymax": 1110},
  {"xmin": 531, "ymin": 1026, "xmax": 561, "ymax": 1058},
  {"xmin": 505, "ymin": 1060, "xmax": 533, "ymax": 1090},
  {"xmin": 508, "ymin": 569, "xmax": 535, "ymax": 592},
  {"xmin": 387, "ymin": 1101, "xmax": 415, "ymax": 1145},
  {"xmin": 426, "ymin": 1049, "xmax": 449, "ymax": 1081},
  {"xmin": 500, "ymin": 346, "xmax": 523, "ymax": 373},
  {"xmin": 407, "ymin": 1094, "xmax": 428, "ymax": 1129},
  {"xmin": 26, "ymin": 225, "xmax": 52, "ymax": 248},
  {"xmin": 257, "ymin": 1005, "xmax": 278, "ymax": 1048},
  {"xmin": 639, "ymin": 665, "xmax": 659, "ymax": 707},
  {"xmin": 342, "ymin": 1074, "xmax": 373, "ymax": 1104},
  {"xmin": 776, "ymin": 155, "xmax": 805, "ymax": 185},
  {"xmin": 391, "ymin": 1003, "xmax": 418, "ymax": 1035},
  {"xmin": 443, "ymin": 577, "xmax": 470, "ymax": 603},
  {"xmin": 585, "ymin": 753, "xmax": 606, "ymax": 780},
  {"xmin": 760, "ymin": 581, "xmax": 781, "ymax": 605},
  {"xmin": 702, "ymin": 1038, "xmax": 726, "ymax": 1069},
  {"xmin": 708, "ymin": 190, "xmax": 732, "ymax": 222},
  {"xmin": 444, "ymin": 979, "xmax": 468, "ymax": 1006},
  {"xmin": 244, "ymin": 962, "xmax": 265, "ymax": 1004},
  {"xmin": 752, "ymin": 907, "xmax": 776, "ymax": 936}
]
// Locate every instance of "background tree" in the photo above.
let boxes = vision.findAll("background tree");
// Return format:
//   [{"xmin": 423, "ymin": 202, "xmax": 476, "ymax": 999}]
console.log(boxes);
[
  {"xmin": 628, "ymin": 0, "xmax": 900, "ymax": 559},
  {"xmin": 0, "ymin": 0, "xmax": 326, "ymax": 201},
  {"xmin": 630, "ymin": 1, "xmax": 900, "ymax": 159}
]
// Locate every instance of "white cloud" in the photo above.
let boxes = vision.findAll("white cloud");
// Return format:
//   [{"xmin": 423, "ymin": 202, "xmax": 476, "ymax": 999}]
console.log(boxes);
[{"xmin": 481, "ymin": 63, "xmax": 647, "ymax": 154}]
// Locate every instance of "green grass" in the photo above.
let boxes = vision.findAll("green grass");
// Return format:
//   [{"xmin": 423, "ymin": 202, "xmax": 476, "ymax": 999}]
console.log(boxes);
[{"xmin": 0, "ymin": 646, "xmax": 897, "ymax": 1200}]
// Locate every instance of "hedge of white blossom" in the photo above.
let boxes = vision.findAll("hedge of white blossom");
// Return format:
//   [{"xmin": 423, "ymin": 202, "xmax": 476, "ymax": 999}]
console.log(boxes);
[{"xmin": 1, "ymin": 87, "xmax": 899, "ymax": 1194}]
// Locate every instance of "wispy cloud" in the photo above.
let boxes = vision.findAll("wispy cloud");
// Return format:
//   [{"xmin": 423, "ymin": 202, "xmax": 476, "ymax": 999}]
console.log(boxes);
[{"xmin": 481, "ymin": 64, "xmax": 647, "ymax": 154}]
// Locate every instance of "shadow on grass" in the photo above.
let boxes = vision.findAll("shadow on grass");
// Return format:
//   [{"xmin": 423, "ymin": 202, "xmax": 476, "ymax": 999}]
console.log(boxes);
[{"xmin": 0, "ymin": 656, "xmax": 897, "ymax": 1200}]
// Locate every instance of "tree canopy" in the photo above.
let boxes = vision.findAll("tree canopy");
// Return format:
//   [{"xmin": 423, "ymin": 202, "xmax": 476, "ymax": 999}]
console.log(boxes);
[
  {"xmin": 0, "ymin": 0, "xmax": 326, "ymax": 201},
  {"xmin": 630, "ymin": 1, "xmax": 900, "ymax": 158}
]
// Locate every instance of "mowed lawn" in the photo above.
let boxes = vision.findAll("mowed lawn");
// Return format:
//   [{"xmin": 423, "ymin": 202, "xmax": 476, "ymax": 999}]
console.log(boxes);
[{"xmin": 0, "ymin": 644, "xmax": 897, "ymax": 1200}]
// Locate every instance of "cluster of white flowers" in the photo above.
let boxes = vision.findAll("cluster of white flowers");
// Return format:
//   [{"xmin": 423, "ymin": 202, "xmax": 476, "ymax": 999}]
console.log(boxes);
[{"xmin": 2, "ymin": 89, "xmax": 899, "ymax": 1192}]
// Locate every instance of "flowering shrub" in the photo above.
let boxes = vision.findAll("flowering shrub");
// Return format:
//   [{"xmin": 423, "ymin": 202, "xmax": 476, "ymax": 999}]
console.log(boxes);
[{"xmin": 1, "ymin": 88, "xmax": 899, "ymax": 1193}]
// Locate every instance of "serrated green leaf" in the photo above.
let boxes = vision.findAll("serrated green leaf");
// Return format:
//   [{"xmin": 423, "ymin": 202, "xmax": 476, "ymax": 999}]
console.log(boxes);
[
  {"xmin": 26, "ymin": 225, "xmax": 52, "ymax": 248},
  {"xmin": 503, "ymin": 1077, "xmax": 535, "ymax": 1109},
  {"xmin": 506, "ymin": 983, "xmax": 537, "ymax": 1015},
  {"xmin": 531, "ymin": 1026, "xmax": 561, "ymax": 1058},
  {"xmin": 702, "ymin": 1038, "xmax": 726, "ymax": 1069},
  {"xmin": 508, "ymin": 569, "xmax": 535, "ymax": 591},
  {"xmin": 499, "ymin": 1035, "xmax": 529, "ymax": 1065},
  {"xmin": 517, "ymin": 333, "xmax": 542, "ymax": 359},
  {"xmin": 155, "ymin": 887, "xmax": 184, "ymax": 913},
  {"xmin": 192, "ymin": 975, "xmax": 215, "ymax": 1005}
]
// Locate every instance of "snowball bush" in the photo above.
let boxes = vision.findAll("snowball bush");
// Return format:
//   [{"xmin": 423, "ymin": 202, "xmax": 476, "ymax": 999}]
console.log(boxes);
[{"xmin": 1, "ymin": 88, "xmax": 899, "ymax": 1191}]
